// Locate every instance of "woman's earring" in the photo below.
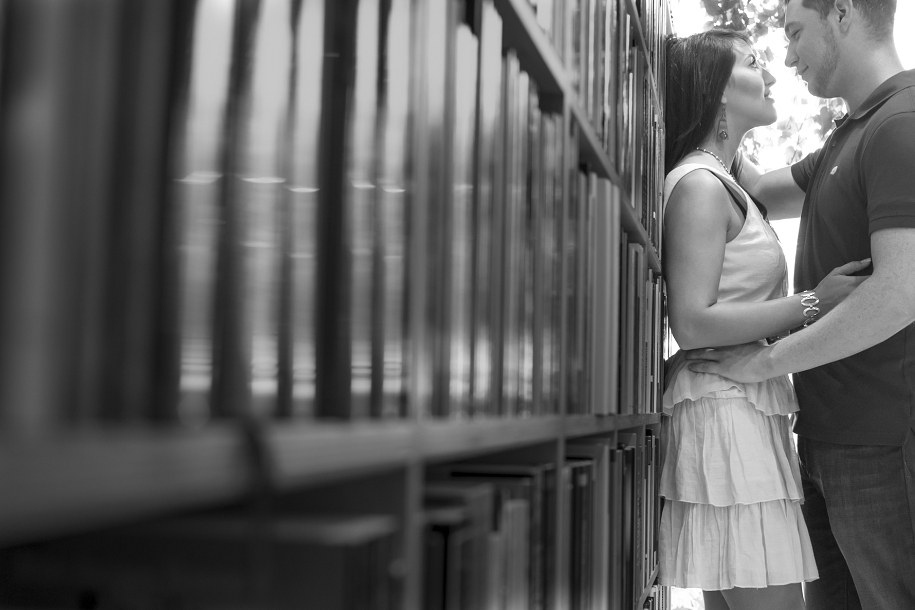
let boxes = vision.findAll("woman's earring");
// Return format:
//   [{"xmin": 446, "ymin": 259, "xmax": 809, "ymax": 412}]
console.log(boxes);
[{"xmin": 717, "ymin": 106, "xmax": 729, "ymax": 140}]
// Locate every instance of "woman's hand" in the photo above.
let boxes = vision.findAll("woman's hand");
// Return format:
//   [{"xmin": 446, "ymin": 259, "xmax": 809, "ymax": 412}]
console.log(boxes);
[{"xmin": 810, "ymin": 258, "xmax": 871, "ymax": 316}]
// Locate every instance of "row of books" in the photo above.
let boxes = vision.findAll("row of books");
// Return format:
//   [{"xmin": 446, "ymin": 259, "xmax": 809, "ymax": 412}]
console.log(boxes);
[
  {"xmin": 634, "ymin": 0, "xmax": 666, "ymax": 91},
  {"xmin": 0, "ymin": 514, "xmax": 402, "ymax": 609},
  {"xmin": 628, "ymin": 429, "xmax": 662, "ymax": 599},
  {"xmin": 0, "ymin": 434, "xmax": 662, "ymax": 609},
  {"xmin": 424, "ymin": 433, "xmax": 661, "ymax": 610},
  {"xmin": 569, "ymin": 0, "xmax": 665, "ymax": 254},
  {"xmin": 570, "ymin": 0, "xmax": 631, "ymax": 178},
  {"xmin": 632, "ymin": 0, "xmax": 666, "ymax": 252},
  {"xmin": 570, "ymin": 172, "xmax": 664, "ymax": 417},
  {"xmin": 0, "ymin": 0, "xmax": 586, "ymax": 429},
  {"xmin": 635, "ymin": 74, "xmax": 664, "ymax": 253},
  {"xmin": 0, "ymin": 0, "xmax": 665, "ymax": 433},
  {"xmin": 620, "ymin": 238, "xmax": 664, "ymax": 416}
]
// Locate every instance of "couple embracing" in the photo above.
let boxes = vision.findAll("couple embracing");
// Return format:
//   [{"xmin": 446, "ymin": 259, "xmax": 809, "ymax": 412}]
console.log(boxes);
[{"xmin": 658, "ymin": 0, "xmax": 915, "ymax": 608}]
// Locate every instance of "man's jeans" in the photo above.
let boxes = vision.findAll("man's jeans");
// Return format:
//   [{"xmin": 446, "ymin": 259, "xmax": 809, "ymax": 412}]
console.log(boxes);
[{"xmin": 799, "ymin": 432, "xmax": 915, "ymax": 610}]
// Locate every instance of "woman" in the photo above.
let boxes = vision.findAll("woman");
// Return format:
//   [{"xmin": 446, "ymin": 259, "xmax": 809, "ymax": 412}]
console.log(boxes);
[{"xmin": 659, "ymin": 29, "xmax": 868, "ymax": 609}]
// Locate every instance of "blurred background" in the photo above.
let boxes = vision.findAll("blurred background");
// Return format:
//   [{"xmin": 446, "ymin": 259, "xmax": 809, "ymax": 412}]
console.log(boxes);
[{"xmin": 667, "ymin": 3, "xmax": 915, "ymax": 608}]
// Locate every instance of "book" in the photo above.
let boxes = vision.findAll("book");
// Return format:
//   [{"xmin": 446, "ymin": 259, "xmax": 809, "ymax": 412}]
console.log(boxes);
[
  {"xmin": 538, "ymin": 114, "xmax": 561, "ymax": 415},
  {"xmin": 471, "ymin": 1, "xmax": 504, "ymax": 418},
  {"xmin": 424, "ymin": 505, "xmax": 473, "ymax": 610},
  {"xmin": 283, "ymin": 0, "xmax": 326, "ymax": 419},
  {"xmin": 432, "ymin": 462, "xmax": 552, "ymax": 610},
  {"xmin": 0, "ymin": 0, "xmax": 120, "ymax": 431},
  {"xmin": 601, "ymin": 0, "xmax": 619, "ymax": 166},
  {"xmin": 568, "ymin": 457, "xmax": 595, "ymax": 610},
  {"xmin": 374, "ymin": 0, "xmax": 412, "ymax": 418},
  {"xmin": 422, "ymin": 0, "xmax": 455, "ymax": 417},
  {"xmin": 587, "ymin": 0, "xmax": 601, "ymax": 124},
  {"xmin": 582, "ymin": 172, "xmax": 598, "ymax": 414},
  {"xmin": 313, "ymin": 0, "xmax": 380, "ymax": 419},
  {"xmin": 202, "ymin": 0, "xmax": 265, "ymax": 420},
  {"xmin": 498, "ymin": 50, "xmax": 521, "ymax": 417},
  {"xmin": 102, "ymin": 0, "xmax": 177, "ymax": 423},
  {"xmin": 607, "ymin": 181, "xmax": 623, "ymax": 415},
  {"xmin": 447, "ymin": 15, "xmax": 480, "ymax": 418},
  {"xmin": 618, "ymin": 437, "xmax": 637, "ymax": 608},
  {"xmin": 345, "ymin": 0, "xmax": 382, "ymax": 419},
  {"xmin": 235, "ymin": 0, "xmax": 294, "ymax": 419},
  {"xmin": 424, "ymin": 481, "xmax": 496, "ymax": 610},
  {"xmin": 520, "ymin": 82, "xmax": 541, "ymax": 416}
]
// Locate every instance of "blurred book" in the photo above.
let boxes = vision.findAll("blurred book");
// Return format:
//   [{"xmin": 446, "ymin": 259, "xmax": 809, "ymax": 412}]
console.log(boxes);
[{"xmin": 0, "ymin": 514, "xmax": 400, "ymax": 609}]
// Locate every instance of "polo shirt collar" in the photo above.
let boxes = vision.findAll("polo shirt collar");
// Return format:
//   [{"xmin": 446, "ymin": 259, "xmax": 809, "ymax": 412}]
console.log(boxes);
[{"xmin": 847, "ymin": 68, "xmax": 915, "ymax": 122}]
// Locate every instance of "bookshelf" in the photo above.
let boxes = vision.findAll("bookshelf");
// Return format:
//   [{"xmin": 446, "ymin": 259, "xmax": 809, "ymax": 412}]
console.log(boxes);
[{"xmin": 0, "ymin": 0, "xmax": 671, "ymax": 608}]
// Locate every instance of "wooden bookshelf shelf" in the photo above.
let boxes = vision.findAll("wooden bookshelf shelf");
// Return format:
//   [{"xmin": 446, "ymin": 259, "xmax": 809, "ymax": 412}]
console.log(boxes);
[
  {"xmin": 565, "ymin": 413, "xmax": 661, "ymax": 437},
  {"xmin": 572, "ymin": 100, "xmax": 624, "ymax": 183},
  {"xmin": 270, "ymin": 421, "xmax": 417, "ymax": 487},
  {"xmin": 0, "ymin": 427, "xmax": 248, "ymax": 545},
  {"xmin": 496, "ymin": 0, "xmax": 567, "ymax": 97},
  {"xmin": 420, "ymin": 416, "xmax": 562, "ymax": 460},
  {"xmin": 619, "ymin": 198, "xmax": 663, "ymax": 272},
  {"xmin": 638, "ymin": 565, "xmax": 663, "ymax": 609}
]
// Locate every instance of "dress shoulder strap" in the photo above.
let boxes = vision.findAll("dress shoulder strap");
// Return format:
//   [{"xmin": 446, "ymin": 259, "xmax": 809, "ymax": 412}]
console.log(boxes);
[{"xmin": 663, "ymin": 164, "xmax": 751, "ymax": 220}]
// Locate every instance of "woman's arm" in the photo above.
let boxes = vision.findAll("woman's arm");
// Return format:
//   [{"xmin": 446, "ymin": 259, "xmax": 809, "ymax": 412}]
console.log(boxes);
[
  {"xmin": 665, "ymin": 170, "xmax": 866, "ymax": 350},
  {"xmin": 686, "ymin": 228, "xmax": 915, "ymax": 382}
]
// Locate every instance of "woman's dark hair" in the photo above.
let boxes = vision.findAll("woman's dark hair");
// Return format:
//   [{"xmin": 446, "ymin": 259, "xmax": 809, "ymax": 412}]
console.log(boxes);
[{"xmin": 664, "ymin": 28, "xmax": 752, "ymax": 175}]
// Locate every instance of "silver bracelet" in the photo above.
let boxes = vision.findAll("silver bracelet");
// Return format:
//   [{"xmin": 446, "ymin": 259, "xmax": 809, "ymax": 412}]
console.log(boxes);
[{"xmin": 800, "ymin": 290, "xmax": 820, "ymax": 327}]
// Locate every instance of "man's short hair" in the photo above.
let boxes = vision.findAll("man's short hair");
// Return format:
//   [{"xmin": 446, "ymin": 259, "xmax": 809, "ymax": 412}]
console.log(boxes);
[{"xmin": 787, "ymin": 0, "xmax": 896, "ymax": 38}]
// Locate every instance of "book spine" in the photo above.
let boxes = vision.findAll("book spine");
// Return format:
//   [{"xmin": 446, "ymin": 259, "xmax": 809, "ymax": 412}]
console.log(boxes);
[
  {"xmin": 237, "ymin": 0, "xmax": 294, "ymax": 419},
  {"xmin": 447, "ymin": 16, "xmax": 479, "ymax": 418},
  {"xmin": 374, "ymin": 0, "xmax": 412, "ymax": 419},
  {"xmin": 103, "ymin": 0, "xmax": 176, "ymax": 423},
  {"xmin": 471, "ymin": 1, "xmax": 503, "ymax": 418}
]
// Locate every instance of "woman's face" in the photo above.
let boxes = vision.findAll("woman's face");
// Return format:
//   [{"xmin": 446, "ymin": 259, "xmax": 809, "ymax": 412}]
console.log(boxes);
[{"xmin": 723, "ymin": 41, "xmax": 778, "ymax": 131}]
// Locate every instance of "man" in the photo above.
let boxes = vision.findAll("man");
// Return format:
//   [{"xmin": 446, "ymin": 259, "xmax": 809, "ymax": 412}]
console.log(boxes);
[{"xmin": 686, "ymin": 0, "xmax": 915, "ymax": 608}]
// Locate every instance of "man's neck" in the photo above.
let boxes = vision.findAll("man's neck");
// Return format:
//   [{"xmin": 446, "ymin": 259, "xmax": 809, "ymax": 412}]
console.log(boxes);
[{"xmin": 841, "ymin": 46, "xmax": 905, "ymax": 113}]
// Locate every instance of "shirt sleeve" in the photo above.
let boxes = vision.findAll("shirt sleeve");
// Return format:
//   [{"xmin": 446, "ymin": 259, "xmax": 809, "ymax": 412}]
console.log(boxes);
[
  {"xmin": 790, "ymin": 149, "xmax": 820, "ymax": 192},
  {"xmin": 864, "ymin": 112, "xmax": 915, "ymax": 233}
]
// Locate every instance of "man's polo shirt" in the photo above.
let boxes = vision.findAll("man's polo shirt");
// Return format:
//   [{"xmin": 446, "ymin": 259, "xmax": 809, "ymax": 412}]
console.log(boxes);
[{"xmin": 790, "ymin": 69, "xmax": 915, "ymax": 446}]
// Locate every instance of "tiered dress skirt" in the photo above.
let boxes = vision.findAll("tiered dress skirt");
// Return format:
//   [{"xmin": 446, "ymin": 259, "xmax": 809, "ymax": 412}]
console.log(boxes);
[{"xmin": 658, "ymin": 351, "xmax": 819, "ymax": 591}]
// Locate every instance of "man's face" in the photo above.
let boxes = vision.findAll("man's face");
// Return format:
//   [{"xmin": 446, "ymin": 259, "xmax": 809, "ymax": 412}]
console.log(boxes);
[{"xmin": 784, "ymin": 1, "xmax": 841, "ymax": 98}]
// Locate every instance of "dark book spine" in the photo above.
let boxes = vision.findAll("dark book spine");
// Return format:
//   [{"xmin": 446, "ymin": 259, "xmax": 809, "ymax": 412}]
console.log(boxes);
[
  {"xmin": 0, "ymin": 0, "xmax": 120, "ymax": 430},
  {"xmin": 314, "ymin": 0, "xmax": 357, "ymax": 418},
  {"xmin": 99, "ymin": 0, "xmax": 177, "ymax": 423}
]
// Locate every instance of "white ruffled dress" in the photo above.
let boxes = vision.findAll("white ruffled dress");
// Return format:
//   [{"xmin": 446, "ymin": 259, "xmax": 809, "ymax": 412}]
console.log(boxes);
[{"xmin": 658, "ymin": 164, "xmax": 819, "ymax": 591}]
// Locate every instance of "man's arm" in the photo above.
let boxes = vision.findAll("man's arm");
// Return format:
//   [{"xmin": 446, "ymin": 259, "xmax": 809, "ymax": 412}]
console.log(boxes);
[
  {"xmin": 736, "ymin": 155, "xmax": 806, "ymax": 220},
  {"xmin": 686, "ymin": 227, "xmax": 915, "ymax": 381}
]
